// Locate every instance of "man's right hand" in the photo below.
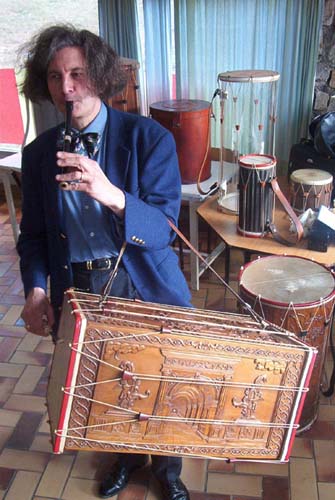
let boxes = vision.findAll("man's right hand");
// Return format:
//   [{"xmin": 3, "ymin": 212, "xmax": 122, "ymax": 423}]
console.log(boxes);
[{"xmin": 21, "ymin": 287, "xmax": 55, "ymax": 337}]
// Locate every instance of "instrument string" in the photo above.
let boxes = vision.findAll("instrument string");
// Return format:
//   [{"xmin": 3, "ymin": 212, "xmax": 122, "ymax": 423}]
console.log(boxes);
[
  {"xmin": 72, "ymin": 327, "xmax": 302, "ymax": 350},
  {"xmin": 66, "ymin": 346, "xmax": 308, "ymax": 392},
  {"xmin": 61, "ymin": 389, "xmax": 301, "ymax": 429}
]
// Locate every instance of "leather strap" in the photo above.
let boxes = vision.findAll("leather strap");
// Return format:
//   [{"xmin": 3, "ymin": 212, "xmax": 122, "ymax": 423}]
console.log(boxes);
[
  {"xmin": 268, "ymin": 177, "xmax": 304, "ymax": 246},
  {"xmin": 168, "ymin": 218, "xmax": 286, "ymax": 330}
]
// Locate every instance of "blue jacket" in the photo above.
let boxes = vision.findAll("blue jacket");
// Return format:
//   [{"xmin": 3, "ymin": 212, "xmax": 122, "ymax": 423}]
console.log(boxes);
[{"xmin": 17, "ymin": 107, "xmax": 192, "ymax": 315}]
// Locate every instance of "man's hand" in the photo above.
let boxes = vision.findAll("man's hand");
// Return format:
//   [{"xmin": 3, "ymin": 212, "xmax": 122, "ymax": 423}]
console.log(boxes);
[
  {"xmin": 55, "ymin": 151, "xmax": 126, "ymax": 218},
  {"xmin": 21, "ymin": 287, "xmax": 55, "ymax": 337}
]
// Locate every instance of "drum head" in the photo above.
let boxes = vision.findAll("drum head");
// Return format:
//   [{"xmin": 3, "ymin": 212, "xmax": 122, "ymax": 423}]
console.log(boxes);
[
  {"xmin": 239, "ymin": 154, "xmax": 276, "ymax": 169},
  {"xmin": 150, "ymin": 99, "xmax": 210, "ymax": 112},
  {"xmin": 239, "ymin": 256, "xmax": 335, "ymax": 305},
  {"xmin": 218, "ymin": 70, "xmax": 280, "ymax": 83},
  {"xmin": 290, "ymin": 168, "xmax": 333, "ymax": 186}
]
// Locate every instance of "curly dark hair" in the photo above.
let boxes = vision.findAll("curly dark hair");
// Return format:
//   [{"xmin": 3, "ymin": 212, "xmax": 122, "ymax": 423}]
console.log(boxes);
[{"xmin": 19, "ymin": 24, "xmax": 127, "ymax": 103}]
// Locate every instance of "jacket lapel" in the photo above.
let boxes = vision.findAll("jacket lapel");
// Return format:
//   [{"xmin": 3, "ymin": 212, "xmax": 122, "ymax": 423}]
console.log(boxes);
[{"xmin": 104, "ymin": 108, "xmax": 131, "ymax": 190}]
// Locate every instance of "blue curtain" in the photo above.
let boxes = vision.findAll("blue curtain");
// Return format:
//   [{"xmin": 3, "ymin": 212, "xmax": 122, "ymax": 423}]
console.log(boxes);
[
  {"xmin": 174, "ymin": 0, "xmax": 324, "ymax": 168},
  {"xmin": 142, "ymin": 0, "xmax": 173, "ymax": 111},
  {"xmin": 98, "ymin": 0, "xmax": 139, "ymax": 59},
  {"xmin": 98, "ymin": 0, "xmax": 323, "ymax": 168}
]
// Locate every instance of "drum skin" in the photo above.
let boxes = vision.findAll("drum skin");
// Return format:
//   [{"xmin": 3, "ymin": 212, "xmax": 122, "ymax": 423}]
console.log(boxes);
[
  {"xmin": 239, "ymin": 255, "xmax": 335, "ymax": 432},
  {"xmin": 150, "ymin": 99, "xmax": 211, "ymax": 184},
  {"xmin": 289, "ymin": 168, "xmax": 333, "ymax": 213},
  {"xmin": 47, "ymin": 290, "xmax": 315, "ymax": 461}
]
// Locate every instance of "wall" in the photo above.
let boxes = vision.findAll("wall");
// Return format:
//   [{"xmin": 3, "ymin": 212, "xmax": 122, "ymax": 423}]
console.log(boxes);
[{"xmin": 313, "ymin": 0, "xmax": 335, "ymax": 116}]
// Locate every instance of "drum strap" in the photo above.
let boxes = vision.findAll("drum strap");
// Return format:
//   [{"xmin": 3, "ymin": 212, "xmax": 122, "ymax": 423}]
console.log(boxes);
[
  {"xmin": 196, "ymin": 93, "xmax": 219, "ymax": 196},
  {"xmin": 267, "ymin": 178, "xmax": 304, "ymax": 246},
  {"xmin": 168, "ymin": 218, "xmax": 286, "ymax": 331}
]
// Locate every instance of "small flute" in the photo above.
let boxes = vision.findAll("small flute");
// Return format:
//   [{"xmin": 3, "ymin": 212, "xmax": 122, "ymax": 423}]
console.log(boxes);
[{"xmin": 60, "ymin": 101, "xmax": 73, "ymax": 190}]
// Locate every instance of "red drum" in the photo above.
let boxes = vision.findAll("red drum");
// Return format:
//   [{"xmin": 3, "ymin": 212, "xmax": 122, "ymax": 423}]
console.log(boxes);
[
  {"xmin": 238, "ymin": 154, "xmax": 276, "ymax": 237},
  {"xmin": 47, "ymin": 290, "xmax": 316, "ymax": 461},
  {"xmin": 239, "ymin": 255, "xmax": 335, "ymax": 432},
  {"xmin": 149, "ymin": 99, "xmax": 211, "ymax": 184},
  {"xmin": 289, "ymin": 168, "xmax": 333, "ymax": 214}
]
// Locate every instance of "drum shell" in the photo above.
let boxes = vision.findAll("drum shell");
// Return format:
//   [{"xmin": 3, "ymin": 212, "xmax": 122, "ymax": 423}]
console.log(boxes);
[
  {"xmin": 289, "ymin": 169, "xmax": 333, "ymax": 213},
  {"xmin": 239, "ymin": 255, "xmax": 335, "ymax": 432},
  {"xmin": 149, "ymin": 99, "xmax": 211, "ymax": 184},
  {"xmin": 238, "ymin": 155, "xmax": 276, "ymax": 237}
]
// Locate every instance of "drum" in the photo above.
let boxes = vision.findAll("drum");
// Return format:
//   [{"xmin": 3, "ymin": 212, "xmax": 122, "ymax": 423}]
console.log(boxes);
[
  {"xmin": 289, "ymin": 168, "xmax": 333, "ymax": 213},
  {"xmin": 149, "ymin": 99, "xmax": 211, "ymax": 184},
  {"xmin": 238, "ymin": 154, "xmax": 276, "ymax": 237},
  {"xmin": 216, "ymin": 70, "xmax": 280, "ymax": 213},
  {"xmin": 107, "ymin": 57, "xmax": 140, "ymax": 114},
  {"xmin": 239, "ymin": 255, "xmax": 335, "ymax": 432},
  {"xmin": 47, "ymin": 290, "xmax": 316, "ymax": 462}
]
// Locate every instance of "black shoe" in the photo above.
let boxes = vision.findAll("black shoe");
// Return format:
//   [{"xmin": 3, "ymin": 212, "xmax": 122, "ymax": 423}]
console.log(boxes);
[
  {"xmin": 99, "ymin": 463, "xmax": 130, "ymax": 498},
  {"xmin": 159, "ymin": 478, "xmax": 190, "ymax": 500}
]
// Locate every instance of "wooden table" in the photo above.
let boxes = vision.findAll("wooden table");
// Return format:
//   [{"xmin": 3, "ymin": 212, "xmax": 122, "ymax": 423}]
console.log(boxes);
[{"xmin": 197, "ymin": 190, "xmax": 335, "ymax": 282}]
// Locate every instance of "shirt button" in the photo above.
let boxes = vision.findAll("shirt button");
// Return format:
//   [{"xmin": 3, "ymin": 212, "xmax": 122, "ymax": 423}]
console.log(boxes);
[
  {"xmin": 89, "ymin": 232, "xmax": 95, "ymax": 237},
  {"xmin": 63, "ymin": 265, "xmax": 68, "ymax": 270},
  {"xmin": 84, "ymin": 205, "xmax": 89, "ymax": 210}
]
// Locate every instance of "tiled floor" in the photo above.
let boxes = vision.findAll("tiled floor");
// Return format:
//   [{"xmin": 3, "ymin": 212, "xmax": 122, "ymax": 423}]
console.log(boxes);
[{"xmin": 0, "ymin": 191, "xmax": 335, "ymax": 500}]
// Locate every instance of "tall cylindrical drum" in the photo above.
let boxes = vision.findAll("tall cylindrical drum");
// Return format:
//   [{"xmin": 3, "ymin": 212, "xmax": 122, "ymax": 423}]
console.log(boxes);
[
  {"xmin": 150, "ymin": 99, "xmax": 211, "ymax": 184},
  {"xmin": 239, "ymin": 255, "xmax": 335, "ymax": 432},
  {"xmin": 216, "ymin": 70, "xmax": 280, "ymax": 213},
  {"xmin": 238, "ymin": 154, "xmax": 276, "ymax": 237}
]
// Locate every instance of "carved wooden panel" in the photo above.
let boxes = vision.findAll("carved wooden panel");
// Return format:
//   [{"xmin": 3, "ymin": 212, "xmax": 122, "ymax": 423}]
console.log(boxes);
[{"xmin": 47, "ymin": 291, "xmax": 316, "ymax": 462}]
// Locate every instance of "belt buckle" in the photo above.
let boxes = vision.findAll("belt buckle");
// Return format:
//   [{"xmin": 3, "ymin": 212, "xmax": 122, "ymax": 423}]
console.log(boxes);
[
  {"xmin": 86, "ymin": 260, "xmax": 93, "ymax": 270},
  {"xmin": 104, "ymin": 258, "xmax": 112, "ymax": 270}
]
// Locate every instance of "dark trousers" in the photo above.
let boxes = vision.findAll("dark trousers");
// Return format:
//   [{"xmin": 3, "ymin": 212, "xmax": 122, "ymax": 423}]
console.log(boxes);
[{"xmin": 72, "ymin": 264, "xmax": 182, "ymax": 482}]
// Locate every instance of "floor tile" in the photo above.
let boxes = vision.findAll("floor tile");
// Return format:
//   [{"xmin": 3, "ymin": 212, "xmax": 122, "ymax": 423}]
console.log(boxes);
[
  {"xmin": 4, "ymin": 394, "xmax": 47, "ymax": 413},
  {"xmin": 0, "ymin": 448, "xmax": 50, "ymax": 472},
  {"xmin": 0, "ymin": 409, "xmax": 22, "ymax": 427},
  {"xmin": 13, "ymin": 365, "xmax": 45, "ymax": 394},
  {"xmin": 0, "ymin": 467, "xmax": 15, "ymax": 491},
  {"xmin": 207, "ymin": 472, "xmax": 262, "ymax": 497},
  {"xmin": 5, "ymin": 412, "xmax": 43, "ymax": 450},
  {"xmin": 318, "ymin": 482, "xmax": 335, "ymax": 500},
  {"xmin": 289, "ymin": 457, "xmax": 318, "ymax": 500},
  {"xmin": 61, "ymin": 477, "xmax": 100, "ymax": 499},
  {"xmin": 314, "ymin": 439, "xmax": 335, "ymax": 482},
  {"xmin": 35, "ymin": 454, "xmax": 74, "ymax": 498},
  {"xmin": 4, "ymin": 470, "xmax": 41, "ymax": 500}
]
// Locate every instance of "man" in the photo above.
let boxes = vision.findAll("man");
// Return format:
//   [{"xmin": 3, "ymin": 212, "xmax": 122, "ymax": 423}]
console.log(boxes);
[{"xmin": 17, "ymin": 25, "xmax": 191, "ymax": 500}]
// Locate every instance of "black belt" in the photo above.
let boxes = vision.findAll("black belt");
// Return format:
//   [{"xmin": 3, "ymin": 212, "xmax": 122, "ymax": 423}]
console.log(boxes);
[{"xmin": 71, "ymin": 257, "xmax": 118, "ymax": 271}]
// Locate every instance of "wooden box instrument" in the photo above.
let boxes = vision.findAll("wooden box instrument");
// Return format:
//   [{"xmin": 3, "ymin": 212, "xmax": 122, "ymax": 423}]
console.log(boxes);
[
  {"xmin": 47, "ymin": 290, "xmax": 316, "ymax": 462},
  {"xmin": 107, "ymin": 57, "xmax": 140, "ymax": 114}
]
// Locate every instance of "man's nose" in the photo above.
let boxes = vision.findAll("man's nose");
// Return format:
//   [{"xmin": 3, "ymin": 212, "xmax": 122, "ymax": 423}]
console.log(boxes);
[{"xmin": 62, "ymin": 76, "xmax": 74, "ymax": 94}]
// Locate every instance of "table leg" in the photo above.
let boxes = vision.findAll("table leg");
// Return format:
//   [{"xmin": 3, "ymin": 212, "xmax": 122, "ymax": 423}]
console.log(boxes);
[
  {"xmin": 189, "ymin": 200, "xmax": 200, "ymax": 290},
  {"xmin": 0, "ymin": 172, "xmax": 20, "ymax": 244}
]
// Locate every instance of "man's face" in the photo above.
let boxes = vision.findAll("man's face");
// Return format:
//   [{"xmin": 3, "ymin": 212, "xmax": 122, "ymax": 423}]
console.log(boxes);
[{"xmin": 47, "ymin": 46, "xmax": 101, "ymax": 130}]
